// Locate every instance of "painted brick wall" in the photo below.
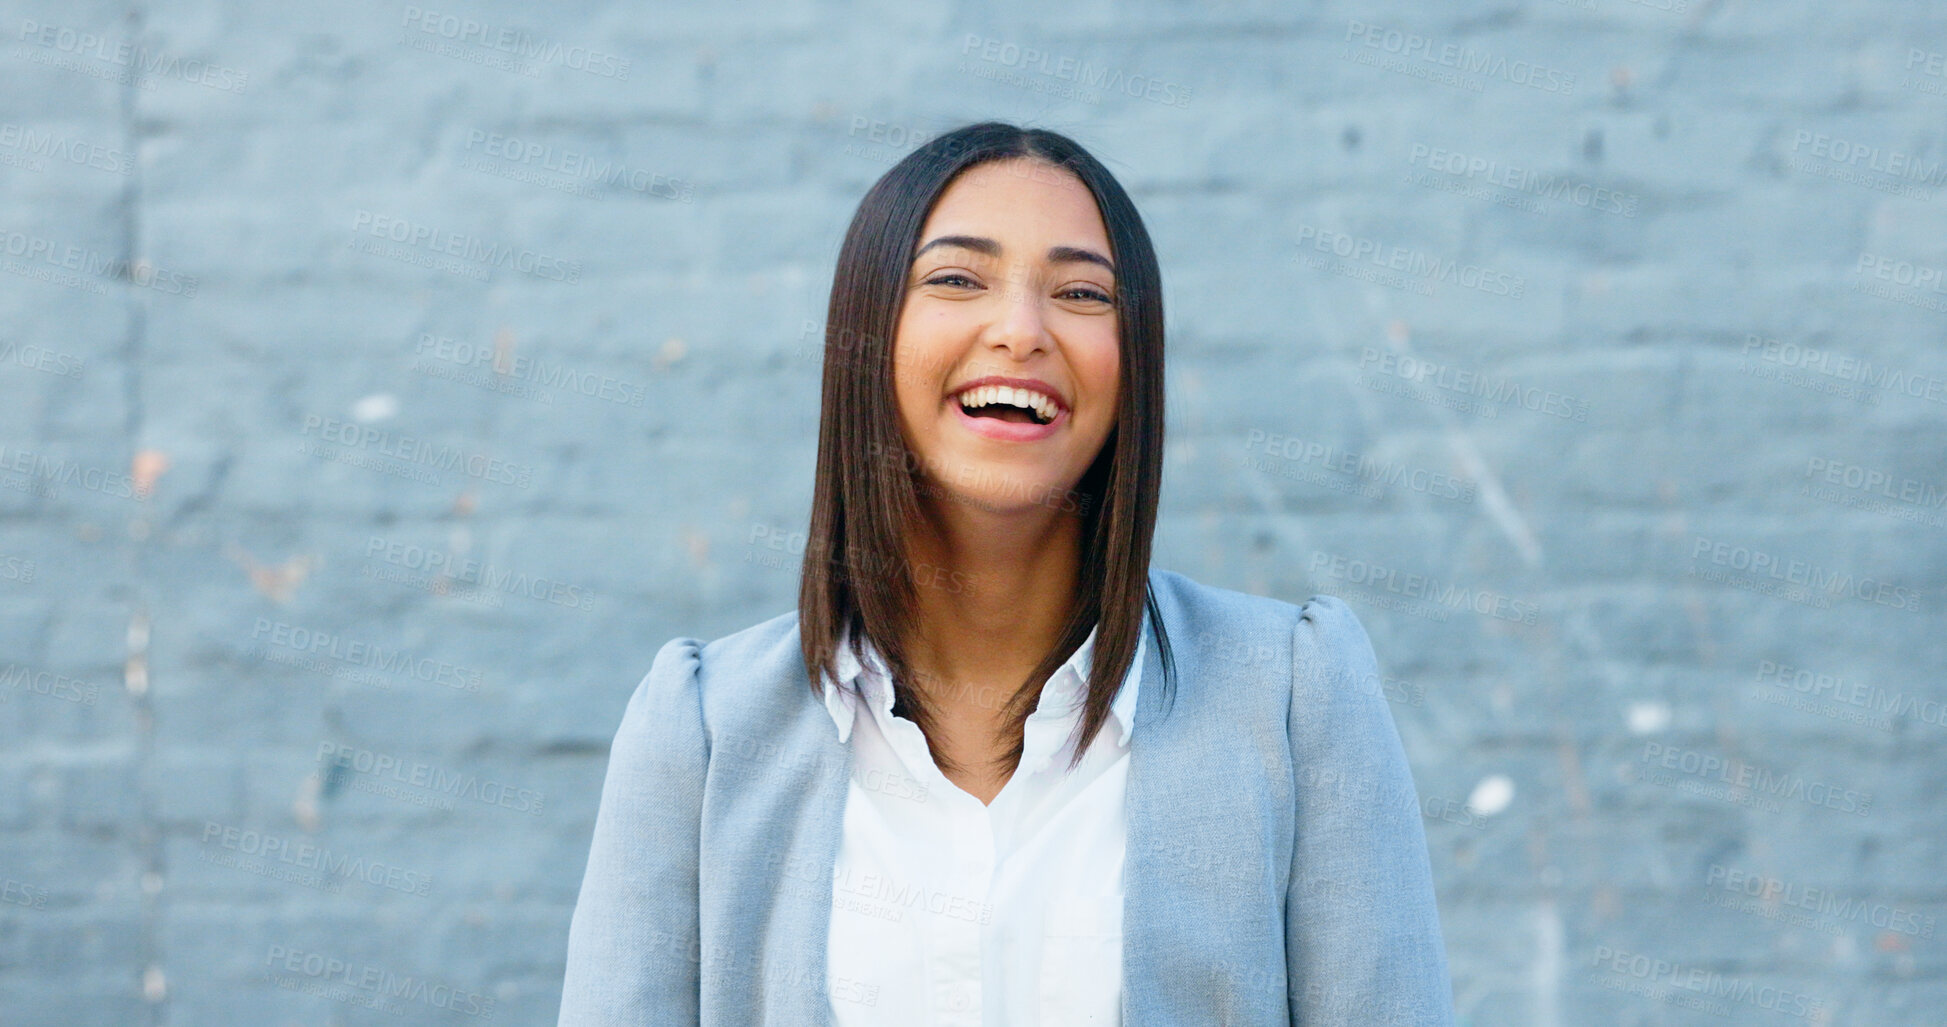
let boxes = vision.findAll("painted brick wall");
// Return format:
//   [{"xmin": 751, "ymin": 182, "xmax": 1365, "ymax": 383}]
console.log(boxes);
[{"xmin": 2, "ymin": 1, "xmax": 1944, "ymax": 1023}]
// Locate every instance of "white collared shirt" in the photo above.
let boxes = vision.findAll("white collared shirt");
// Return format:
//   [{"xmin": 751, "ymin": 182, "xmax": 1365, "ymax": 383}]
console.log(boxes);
[{"xmin": 820, "ymin": 616, "xmax": 1146, "ymax": 1027}]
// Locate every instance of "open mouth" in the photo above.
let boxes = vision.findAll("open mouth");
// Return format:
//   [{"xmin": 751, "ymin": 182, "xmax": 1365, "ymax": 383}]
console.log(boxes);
[{"xmin": 956, "ymin": 385, "xmax": 1057, "ymax": 426}]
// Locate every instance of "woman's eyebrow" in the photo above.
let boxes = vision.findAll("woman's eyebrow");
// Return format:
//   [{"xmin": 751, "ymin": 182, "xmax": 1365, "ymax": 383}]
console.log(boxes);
[
  {"xmin": 1046, "ymin": 244, "xmax": 1115, "ymax": 274},
  {"xmin": 915, "ymin": 234, "xmax": 999, "ymax": 259},
  {"xmin": 914, "ymin": 235, "xmax": 1115, "ymax": 274}
]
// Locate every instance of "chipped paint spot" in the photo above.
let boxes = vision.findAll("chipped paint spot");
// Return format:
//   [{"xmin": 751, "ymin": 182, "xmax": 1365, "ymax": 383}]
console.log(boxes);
[
  {"xmin": 225, "ymin": 542, "xmax": 319, "ymax": 603},
  {"xmin": 352, "ymin": 393, "xmax": 399, "ymax": 422},
  {"xmin": 1468, "ymin": 774, "xmax": 1515, "ymax": 816},
  {"xmin": 1627, "ymin": 700, "xmax": 1672, "ymax": 734},
  {"xmin": 656, "ymin": 337, "xmax": 687, "ymax": 370},
  {"xmin": 131, "ymin": 449, "xmax": 170, "ymax": 497}
]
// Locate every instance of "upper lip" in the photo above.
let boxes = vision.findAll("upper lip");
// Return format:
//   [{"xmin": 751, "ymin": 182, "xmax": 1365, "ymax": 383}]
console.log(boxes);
[{"xmin": 949, "ymin": 375, "xmax": 1069, "ymax": 414}]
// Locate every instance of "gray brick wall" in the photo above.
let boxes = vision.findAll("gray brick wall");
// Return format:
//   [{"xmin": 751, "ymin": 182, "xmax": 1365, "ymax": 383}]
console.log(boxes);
[{"xmin": 3, "ymin": 1, "xmax": 1944, "ymax": 1023}]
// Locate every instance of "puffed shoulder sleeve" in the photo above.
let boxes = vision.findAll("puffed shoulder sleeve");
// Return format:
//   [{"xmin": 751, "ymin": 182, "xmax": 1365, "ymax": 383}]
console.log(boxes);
[
  {"xmin": 559, "ymin": 636, "xmax": 708, "ymax": 1026},
  {"xmin": 1285, "ymin": 596, "xmax": 1455, "ymax": 1026}
]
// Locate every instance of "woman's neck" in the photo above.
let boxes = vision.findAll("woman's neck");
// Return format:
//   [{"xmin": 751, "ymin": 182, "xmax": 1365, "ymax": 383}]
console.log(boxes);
[{"xmin": 897, "ymin": 493, "xmax": 1085, "ymax": 703}]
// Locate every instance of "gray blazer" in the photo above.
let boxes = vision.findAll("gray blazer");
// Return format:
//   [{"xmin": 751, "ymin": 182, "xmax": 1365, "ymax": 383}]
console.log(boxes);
[{"xmin": 558, "ymin": 567, "xmax": 1456, "ymax": 1025}]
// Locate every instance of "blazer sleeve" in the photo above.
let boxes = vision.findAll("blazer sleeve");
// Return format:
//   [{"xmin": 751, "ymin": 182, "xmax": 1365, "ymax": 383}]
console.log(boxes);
[
  {"xmin": 1285, "ymin": 597, "xmax": 1456, "ymax": 1026},
  {"xmin": 558, "ymin": 636, "xmax": 708, "ymax": 1026}
]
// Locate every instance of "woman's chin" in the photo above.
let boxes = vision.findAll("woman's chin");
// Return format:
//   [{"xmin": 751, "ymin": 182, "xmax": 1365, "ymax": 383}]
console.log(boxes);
[{"xmin": 915, "ymin": 475, "xmax": 1077, "ymax": 517}]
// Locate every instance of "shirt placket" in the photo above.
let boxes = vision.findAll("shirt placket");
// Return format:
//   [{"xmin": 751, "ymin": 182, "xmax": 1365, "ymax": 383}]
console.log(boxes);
[
  {"xmin": 864, "ymin": 660, "xmax": 1088, "ymax": 1027},
  {"xmin": 933, "ymin": 794, "xmax": 989, "ymax": 1025},
  {"xmin": 869, "ymin": 671, "xmax": 991, "ymax": 1027}
]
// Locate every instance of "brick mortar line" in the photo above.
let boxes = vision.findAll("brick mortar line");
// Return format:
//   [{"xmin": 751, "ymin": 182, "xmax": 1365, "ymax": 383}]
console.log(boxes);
[{"xmin": 112, "ymin": 6, "xmax": 165, "ymax": 1020}]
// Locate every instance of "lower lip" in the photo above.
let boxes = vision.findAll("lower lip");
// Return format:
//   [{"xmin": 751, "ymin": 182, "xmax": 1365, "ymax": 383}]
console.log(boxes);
[{"xmin": 950, "ymin": 399, "xmax": 1067, "ymax": 441}]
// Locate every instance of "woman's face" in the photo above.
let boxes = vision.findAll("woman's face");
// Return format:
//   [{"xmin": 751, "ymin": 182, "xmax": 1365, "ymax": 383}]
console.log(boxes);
[{"xmin": 890, "ymin": 158, "xmax": 1121, "ymax": 517}]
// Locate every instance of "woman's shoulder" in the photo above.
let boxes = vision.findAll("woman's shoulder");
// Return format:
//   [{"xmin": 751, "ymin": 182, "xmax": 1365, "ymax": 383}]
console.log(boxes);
[
  {"xmin": 1148, "ymin": 567, "xmax": 1382, "ymax": 709},
  {"xmin": 695, "ymin": 607, "xmax": 803, "ymax": 671},
  {"xmin": 637, "ymin": 607, "xmax": 800, "ymax": 676},
  {"xmin": 627, "ymin": 608, "xmax": 826, "ymax": 739},
  {"xmin": 1148, "ymin": 566, "xmax": 1374, "ymax": 657}
]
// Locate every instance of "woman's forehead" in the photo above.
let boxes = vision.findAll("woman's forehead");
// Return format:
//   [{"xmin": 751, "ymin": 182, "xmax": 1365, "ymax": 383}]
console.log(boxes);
[{"xmin": 921, "ymin": 164, "xmax": 1109, "ymax": 254}]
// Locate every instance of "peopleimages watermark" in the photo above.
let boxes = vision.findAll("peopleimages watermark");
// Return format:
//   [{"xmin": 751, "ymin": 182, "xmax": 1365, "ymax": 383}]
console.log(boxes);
[
  {"xmin": 0, "ymin": 122, "xmax": 132, "ymax": 176},
  {"xmin": 745, "ymin": 522, "xmax": 984, "ymax": 600},
  {"xmin": 317, "ymin": 741, "xmax": 544, "ymax": 815},
  {"xmin": 199, "ymin": 821, "xmax": 433, "ymax": 896},
  {"xmin": 1340, "ymin": 20, "xmax": 1576, "ymax": 96},
  {"xmin": 400, "ymin": 5, "xmax": 627, "ymax": 80},
  {"xmin": 1405, "ymin": 143, "xmax": 1638, "ymax": 217},
  {"xmin": 458, "ymin": 130, "xmax": 690, "ymax": 201},
  {"xmin": 1288, "ymin": 983, "xmax": 1421, "ymax": 1024},
  {"xmin": 1309, "ymin": 551, "xmax": 1540, "ymax": 624},
  {"xmin": 1752, "ymin": 659, "xmax": 1946, "ymax": 732},
  {"xmin": 654, "ymin": 923, "xmax": 833, "ymax": 996},
  {"xmin": 1587, "ymin": 944, "xmax": 1827, "ymax": 1020},
  {"xmin": 0, "ymin": 444, "xmax": 151, "ymax": 502},
  {"xmin": 1293, "ymin": 765, "xmax": 1492, "ymax": 831},
  {"xmin": 1787, "ymin": 130, "xmax": 1947, "ymax": 201},
  {"xmin": 1703, "ymin": 862, "xmax": 1935, "ymax": 940},
  {"xmin": 1195, "ymin": 626, "xmax": 1426, "ymax": 708},
  {"xmin": 1739, "ymin": 332, "xmax": 1947, "ymax": 407},
  {"xmin": 799, "ymin": 320, "xmax": 990, "ymax": 388},
  {"xmin": 1357, "ymin": 347, "xmax": 1589, "ymax": 423},
  {"xmin": 865, "ymin": 440, "xmax": 1093, "ymax": 518},
  {"xmin": 841, "ymin": 115, "xmax": 941, "ymax": 165},
  {"xmin": 0, "ymin": 663, "xmax": 99, "ymax": 706},
  {"xmin": 0, "ymin": 878, "xmax": 47, "ymax": 910},
  {"xmin": 1637, "ymin": 741, "xmax": 1872, "ymax": 817},
  {"xmin": 345, "ymin": 209, "xmax": 581, "ymax": 284},
  {"xmin": 714, "ymin": 732, "xmax": 931, "ymax": 809},
  {"xmin": 714, "ymin": 730, "xmax": 848, "ymax": 794},
  {"xmin": 362, "ymin": 535, "xmax": 598, "ymax": 612},
  {"xmin": 957, "ymin": 34, "xmax": 1193, "ymax": 108},
  {"xmin": 265, "ymin": 944, "xmax": 494, "ymax": 1019},
  {"xmin": 1905, "ymin": 46, "xmax": 1947, "ymax": 97},
  {"xmin": 1852, "ymin": 252, "xmax": 1947, "ymax": 313},
  {"xmin": 833, "ymin": 864, "xmax": 994, "ymax": 925},
  {"xmin": 1293, "ymin": 225, "xmax": 1526, "ymax": 299},
  {"xmin": 0, "ymin": 339, "xmax": 85, "ymax": 378},
  {"xmin": 0, "ymin": 228, "xmax": 199, "ymax": 296},
  {"xmin": 1146, "ymin": 836, "xmax": 1266, "ymax": 890},
  {"xmin": 411, "ymin": 332, "xmax": 648, "ymax": 408},
  {"xmin": 0, "ymin": 553, "xmax": 35, "ymax": 583},
  {"xmin": 1555, "ymin": 0, "xmax": 1691, "ymax": 13},
  {"xmin": 13, "ymin": 19, "xmax": 249, "ymax": 93},
  {"xmin": 1242, "ymin": 429, "xmax": 1476, "ymax": 505},
  {"xmin": 247, "ymin": 618, "xmax": 483, "ymax": 693},
  {"xmin": 1688, "ymin": 535, "xmax": 1922, "ymax": 613},
  {"xmin": 1801, "ymin": 455, "xmax": 1947, "ymax": 528},
  {"xmin": 298, "ymin": 414, "xmax": 534, "ymax": 489}
]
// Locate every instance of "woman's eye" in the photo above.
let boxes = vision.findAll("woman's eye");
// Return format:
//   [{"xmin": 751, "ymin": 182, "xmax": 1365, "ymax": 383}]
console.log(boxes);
[
  {"xmin": 1063, "ymin": 286, "xmax": 1112, "ymax": 303},
  {"xmin": 924, "ymin": 273, "xmax": 978, "ymax": 289}
]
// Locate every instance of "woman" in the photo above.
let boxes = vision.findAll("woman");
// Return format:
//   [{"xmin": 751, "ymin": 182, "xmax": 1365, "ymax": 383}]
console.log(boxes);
[{"xmin": 558, "ymin": 122, "xmax": 1455, "ymax": 1026}]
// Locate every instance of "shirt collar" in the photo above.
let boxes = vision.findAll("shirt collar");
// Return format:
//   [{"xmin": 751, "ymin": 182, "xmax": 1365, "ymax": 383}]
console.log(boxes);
[{"xmin": 820, "ymin": 611, "xmax": 1147, "ymax": 746}]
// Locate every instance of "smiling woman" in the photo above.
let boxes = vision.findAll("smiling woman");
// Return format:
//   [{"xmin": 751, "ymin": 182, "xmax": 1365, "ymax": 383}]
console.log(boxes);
[
  {"xmin": 800, "ymin": 128, "xmax": 1171, "ymax": 809},
  {"xmin": 557, "ymin": 122, "xmax": 1457, "ymax": 1026}
]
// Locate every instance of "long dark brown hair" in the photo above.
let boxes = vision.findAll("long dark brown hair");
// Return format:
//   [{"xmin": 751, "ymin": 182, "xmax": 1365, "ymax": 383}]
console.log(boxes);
[{"xmin": 799, "ymin": 121, "xmax": 1175, "ymax": 777}]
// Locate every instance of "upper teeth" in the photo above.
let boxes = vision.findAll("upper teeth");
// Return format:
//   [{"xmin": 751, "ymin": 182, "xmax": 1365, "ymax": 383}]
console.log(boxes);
[{"xmin": 959, "ymin": 384, "xmax": 1057, "ymax": 422}]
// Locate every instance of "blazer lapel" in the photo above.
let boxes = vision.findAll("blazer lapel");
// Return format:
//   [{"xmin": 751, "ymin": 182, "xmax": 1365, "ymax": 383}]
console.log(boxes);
[
  {"xmin": 1123, "ymin": 570, "xmax": 1187, "ymax": 1024},
  {"xmin": 1121, "ymin": 569, "xmax": 1288, "ymax": 1025},
  {"xmin": 700, "ymin": 627, "xmax": 854, "ymax": 1026}
]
